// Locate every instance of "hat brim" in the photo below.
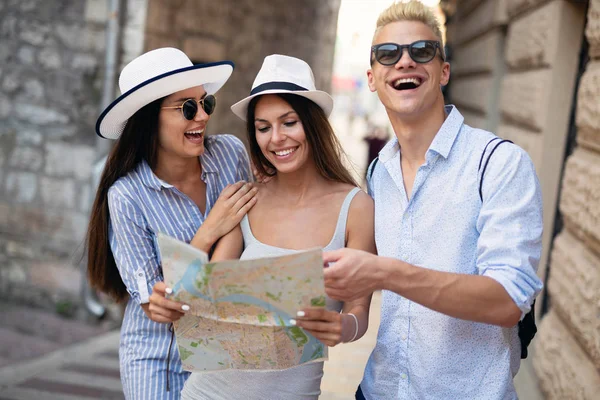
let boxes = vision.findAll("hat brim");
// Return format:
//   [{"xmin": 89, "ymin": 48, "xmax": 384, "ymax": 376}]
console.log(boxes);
[
  {"xmin": 230, "ymin": 89, "xmax": 334, "ymax": 121},
  {"xmin": 96, "ymin": 61, "xmax": 234, "ymax": 139}
]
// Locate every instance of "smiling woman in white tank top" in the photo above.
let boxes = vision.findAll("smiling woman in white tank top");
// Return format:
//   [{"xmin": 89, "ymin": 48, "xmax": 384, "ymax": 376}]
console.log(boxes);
[{"xmin": 181, "ymin": 55, "xmax": 377, "ymax": 400}]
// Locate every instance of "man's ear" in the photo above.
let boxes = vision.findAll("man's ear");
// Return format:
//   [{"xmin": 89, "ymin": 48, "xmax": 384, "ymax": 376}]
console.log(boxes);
[
  {"xmin": 367, "ymin": 69, "xmax": 377, "ymax": 92},
  {"xmin": 440, "ymin": 61, "xmax": 450, "ymax": 86}
]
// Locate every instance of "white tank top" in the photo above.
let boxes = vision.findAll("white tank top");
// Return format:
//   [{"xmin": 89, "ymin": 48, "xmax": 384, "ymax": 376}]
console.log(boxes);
[{"xmin": 181, "ymin": 188, "xmax": 361, "ymax": 400}]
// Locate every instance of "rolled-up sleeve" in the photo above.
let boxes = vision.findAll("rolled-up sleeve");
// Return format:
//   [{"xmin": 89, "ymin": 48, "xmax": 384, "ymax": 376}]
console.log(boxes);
[
  {"xmin": 108, "ymin": 186, "xmax": 161, "ymax": 304},
  {"xmin": 476, "ymin": 145, "xmax": 544, "ymax": 316}
]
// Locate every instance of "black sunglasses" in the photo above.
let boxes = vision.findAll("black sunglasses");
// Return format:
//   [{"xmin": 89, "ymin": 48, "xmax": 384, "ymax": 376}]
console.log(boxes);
[
  {"xmin": 371, "ymin": 40, "xmax": 445, "ymax": 66},
  {"xmin": 161, "ymin": 94, "xmax": 217, "ymax": 120}
]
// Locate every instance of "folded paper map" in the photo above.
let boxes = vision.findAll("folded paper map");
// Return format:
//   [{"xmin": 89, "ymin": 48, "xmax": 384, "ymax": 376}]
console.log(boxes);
[{"xmin": 157, "ymin": 233, "xmax": 328, "ymax": 372}]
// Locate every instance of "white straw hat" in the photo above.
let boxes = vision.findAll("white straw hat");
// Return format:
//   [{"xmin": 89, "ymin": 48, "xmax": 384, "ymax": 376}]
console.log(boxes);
[
  {"xmin": 230, "ymin": 54, "xmax": 333, "ymax": 121},
  {"xmin": 96, "ymin": 47, "xmax": 234, "ymax": 139}
]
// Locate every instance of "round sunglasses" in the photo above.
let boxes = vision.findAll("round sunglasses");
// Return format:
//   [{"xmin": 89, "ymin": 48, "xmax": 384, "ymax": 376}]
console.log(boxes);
[
  {"xmin": 161, "ymin": 94, "xmax": 217, "ymax": 120},
  {"xmin": 371, "ymin": 40, "xmax": 445, "ymax": 66}
]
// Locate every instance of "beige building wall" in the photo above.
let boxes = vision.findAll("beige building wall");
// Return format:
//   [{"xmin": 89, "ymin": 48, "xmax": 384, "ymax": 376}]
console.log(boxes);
[
  {"xmin": 533, "ymin": 0, "xmax": 600, "ymax": 397},
  {"xmin": 447, "ymin": 0, "xmax": 507, "ymax": 132},
  {"xmin": 449, "ymin": 0, "xmax": 600, "ymax": 398}
]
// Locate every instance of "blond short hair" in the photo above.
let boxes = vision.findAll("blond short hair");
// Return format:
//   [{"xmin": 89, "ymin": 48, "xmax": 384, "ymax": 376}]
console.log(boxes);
[{"xmin": 374, "ymin": 1, "xmax": 444, "ymax": 55}]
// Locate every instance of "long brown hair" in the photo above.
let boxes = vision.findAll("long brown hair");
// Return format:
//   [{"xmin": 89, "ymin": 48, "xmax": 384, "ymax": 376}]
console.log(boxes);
[
  {"xmin": 246, "ymin": 93, "xmax": 357, "ymax": 186},
  {"xmin": 86, "ymin": 97, "xmax": 164, "ymax": 302}
]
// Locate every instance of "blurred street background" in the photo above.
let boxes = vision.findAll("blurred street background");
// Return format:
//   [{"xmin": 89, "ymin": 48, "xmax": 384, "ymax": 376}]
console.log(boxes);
[{"xmin": 1, "ymin": 0, "xmax": 600, "ymax": 398}]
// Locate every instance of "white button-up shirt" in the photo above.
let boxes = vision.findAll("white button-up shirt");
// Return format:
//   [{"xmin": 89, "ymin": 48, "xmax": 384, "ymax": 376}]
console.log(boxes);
[{"xmin": 361, "ymin": 106, "xmax": 543, "ymax": 400}]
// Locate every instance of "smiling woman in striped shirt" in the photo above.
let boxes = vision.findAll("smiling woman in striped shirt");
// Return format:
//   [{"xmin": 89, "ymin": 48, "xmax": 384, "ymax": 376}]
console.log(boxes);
[{"xmin": 86, "ymin": 48, "xmax": 257, "ymax": 399}]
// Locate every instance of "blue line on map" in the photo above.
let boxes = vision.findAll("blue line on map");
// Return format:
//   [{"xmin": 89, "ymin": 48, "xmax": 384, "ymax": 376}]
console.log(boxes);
[
  {"xmin": 215, "ymin": 294, "xmax": 322, "ymax": 360},
  {"xmin": 171, "ymin": 260, "xmax": 212, "ymax": 302},
  {"xmin": 215, "ymin": 294, "xmax": 292, "ymax": 325}
]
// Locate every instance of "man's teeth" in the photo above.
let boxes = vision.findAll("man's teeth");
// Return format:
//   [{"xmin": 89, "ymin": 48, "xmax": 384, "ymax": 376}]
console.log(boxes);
[
  {"xmin": 274, "ymin": 148, "xmax": 297, "ymax": 156},
  {"xmin": 393, "ymin": 78, "xmax": 421, "ymax": 89}
]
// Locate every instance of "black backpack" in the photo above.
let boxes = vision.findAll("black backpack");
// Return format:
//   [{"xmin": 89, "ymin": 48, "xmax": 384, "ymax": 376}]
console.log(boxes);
[{"xmin": 367, "ymin": 137, "xmax": 537, "ymax": 359}]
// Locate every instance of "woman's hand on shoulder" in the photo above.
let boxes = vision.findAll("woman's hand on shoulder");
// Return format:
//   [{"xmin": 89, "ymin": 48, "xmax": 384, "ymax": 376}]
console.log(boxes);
[
  {"xmin": 209, "ymin": 181, "xmax": 258, "ymax": 234},
  {"xmin": 191, "ymin": 181, "xmax": 258, "ymax": 251},
  {"xmin": 141, "ymin": 281, "xmax": 189, "ymax": 324}
]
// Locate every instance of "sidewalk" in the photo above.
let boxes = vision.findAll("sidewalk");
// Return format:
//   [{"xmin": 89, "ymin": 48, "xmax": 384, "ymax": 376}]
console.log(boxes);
[
  {"xmin": 0, "ymin": 302, "xmax": 116, "ymax": 369},
  {"xmin": 0, "ymin": 331, "xmax": 123, "ymax": 400}
]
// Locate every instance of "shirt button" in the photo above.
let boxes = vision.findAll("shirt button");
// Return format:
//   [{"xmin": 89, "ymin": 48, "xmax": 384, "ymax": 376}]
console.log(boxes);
[
  {"xmin": 401, "ymin": 334, "xmax": 407, "ymax": 341},
  {"xmin": 138, "ymin": 272, "xmax": 143, "ymax": 277},
  {"xmin": 401, "ymin": 373, "xmax": 407, "ymax": 380}
]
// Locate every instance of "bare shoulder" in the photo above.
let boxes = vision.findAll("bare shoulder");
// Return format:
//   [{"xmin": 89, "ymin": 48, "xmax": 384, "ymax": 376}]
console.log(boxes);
[
  {"xmin": 254, "ymin": 181, "xmax": 271, "ymax": 196},
  {"xmin": 329, "ymin": 182, "xmax": 360, "ymax": 197},
  {"xmin": 349, "ymin": 189, "xmax": 374, "ymax": 212},
  {"xmin": 347, "ymin": 189, "xmax": 374, "ymax": 230},
  {"xmin": 326, "ymin": 182, "xmax": 373, "ymax": 211},
  {"xmin": 346, "ymin": 188, "xmax": 375, "ymax": 251}
]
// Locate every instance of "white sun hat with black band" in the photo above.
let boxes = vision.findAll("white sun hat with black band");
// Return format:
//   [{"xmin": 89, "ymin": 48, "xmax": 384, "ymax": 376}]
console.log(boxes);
[
  {"xmin": 230, "ymin": 54, "xmax": 333, "ymax": 121},
  {"xmin": 96, "ymin": 47, "xmax": 234, "ymax": 139}
]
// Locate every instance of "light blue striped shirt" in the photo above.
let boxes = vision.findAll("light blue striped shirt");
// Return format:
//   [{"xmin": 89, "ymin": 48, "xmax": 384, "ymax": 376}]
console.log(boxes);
[
  {"xmin": 361, "ymin": 106, "xmax": 543, "ymax": 400},
  {"xmin": 107, "ymin": 134, "xmax": 251, "ymax": 400}
]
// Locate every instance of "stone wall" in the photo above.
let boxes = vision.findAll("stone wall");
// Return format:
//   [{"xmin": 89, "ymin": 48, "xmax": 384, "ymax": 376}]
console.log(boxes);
[
  {"xmin": 449, "ymin": 0, "xmax": 600, "ymax": 397},
  {"xmin": 143, "ymin": 0, "xmax": 341, "ymax": 143},
  {"xmin": 533, "ymin": 0, "xmax": 600, "ymax": 397},
  {"xmin": 0, "ymin": 0, "xmax": 109, "ymax": 308}
]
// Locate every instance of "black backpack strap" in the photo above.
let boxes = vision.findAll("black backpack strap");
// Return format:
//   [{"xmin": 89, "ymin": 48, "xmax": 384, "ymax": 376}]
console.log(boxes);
[
  {"xmin": 518, "ymin": 300, "xmax": 537, "ymax": 359},
  {"xmin": 478, "ymin": 137, "xmax": 536, "ymax": 359},
  {"xmin": 367, "ymin": 157, "xmax": 379, "ymax": 181},
  {"xmin": 478, "ymin": 139, "xmax": 513, "ymax": 201},
  {"xmin": 478, "ymin": 137, "xmax": 501, "ymax": 172}
]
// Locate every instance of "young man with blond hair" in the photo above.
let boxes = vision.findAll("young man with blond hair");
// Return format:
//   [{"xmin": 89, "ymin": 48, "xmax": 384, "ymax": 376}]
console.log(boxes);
[{"xmin": 323, "ymin": 1, "xmax": 543, "ymax": 399}]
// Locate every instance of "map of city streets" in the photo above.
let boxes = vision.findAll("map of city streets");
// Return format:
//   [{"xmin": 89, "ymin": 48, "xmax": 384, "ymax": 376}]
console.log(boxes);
[{"xmin": 158, "ymin": 233, "xmax": 328, "ymax": 372}]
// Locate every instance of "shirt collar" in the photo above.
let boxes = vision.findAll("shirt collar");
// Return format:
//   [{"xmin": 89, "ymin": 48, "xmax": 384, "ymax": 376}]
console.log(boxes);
[
  {"xmin": 379, "ymin": 137, "xmax": 400, "ymax": 163},
  {"xmin": 378, "ymin": 105, "xmax": 464, "ymax": 163},
  {"xmin": 427, "ymin": 105, "xmax": 464, "ymax": 160},
  {"xmin": 199, "ymin": 140, "xmax": 219, "ymax": 175},
  {"xmin": 138, "ymin": 141, "xmax": 223, "ymax": 191},
  {"xmin": 138, "ymin": 159, "xmax": 173, "ymax": 191}
]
